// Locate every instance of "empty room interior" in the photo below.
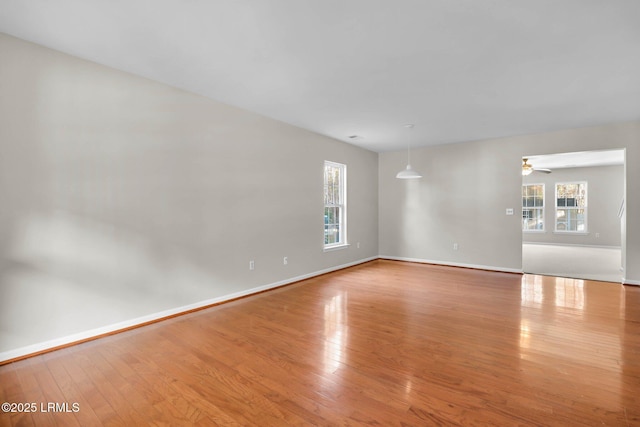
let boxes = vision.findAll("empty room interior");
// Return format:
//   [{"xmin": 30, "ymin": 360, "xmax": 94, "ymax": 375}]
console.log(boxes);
[{"xmin": 1, "ymin": 1, "xmax": 639, "ymax": 426}]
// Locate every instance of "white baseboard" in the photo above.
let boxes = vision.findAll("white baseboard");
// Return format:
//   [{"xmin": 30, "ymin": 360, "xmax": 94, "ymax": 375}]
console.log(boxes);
[
  {"xmin": 379, "ymin": 255, "xmax": 523, "ymax": 274},
  {"xmin": 0, "ymin": 256, "xmax": 377, "ymax": 363},
  {"xmin": 624, "ymin": 278, "xmax": 640, "ymax": 286}
]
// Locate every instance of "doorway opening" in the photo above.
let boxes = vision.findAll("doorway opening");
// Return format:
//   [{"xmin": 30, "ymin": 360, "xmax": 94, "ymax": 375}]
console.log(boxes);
[{"xmin": 521, "ymin": 149, "xmax": 626, "ymax": 283}]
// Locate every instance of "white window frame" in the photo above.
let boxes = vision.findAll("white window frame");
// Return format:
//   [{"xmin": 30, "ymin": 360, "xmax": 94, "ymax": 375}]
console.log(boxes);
[
  {"xmin": 555, "ymin": 181, "xmax": 588, "ymax": 233},
  {"xmin": 522, "ymin": 183, "xmax": 545, "ymax": 232},
  {"xmin": 323, "ymin": 161, "xmax": 348, "ymax": 250}
]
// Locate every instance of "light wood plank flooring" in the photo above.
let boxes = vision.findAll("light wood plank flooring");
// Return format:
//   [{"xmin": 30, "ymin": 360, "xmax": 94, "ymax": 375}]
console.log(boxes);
[{"xmin": 1, "ymin": 259, "xmax": 639, "ymax": 426}]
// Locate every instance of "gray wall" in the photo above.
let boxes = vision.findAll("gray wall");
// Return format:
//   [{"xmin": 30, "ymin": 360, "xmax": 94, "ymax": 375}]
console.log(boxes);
[
  {"xmin": 0, "ymin": 34, "xmax": 378, "ymax": 357},
  {"xmin": 379, "ymin": 122, "xmax": 640, "ymax": 283},
  {"xmin": 522, "ymin": 165, "xmax": 624, "ymax": 247},
  {"xmin": 379, "ymin": 138, "xmax": 523, "ymax": 271}
]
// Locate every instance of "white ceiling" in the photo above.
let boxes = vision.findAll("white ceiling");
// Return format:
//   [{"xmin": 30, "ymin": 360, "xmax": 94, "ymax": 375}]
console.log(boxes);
[{"xmin": 1, "ymin": 0, "xmax": 639, "ymax": 152}]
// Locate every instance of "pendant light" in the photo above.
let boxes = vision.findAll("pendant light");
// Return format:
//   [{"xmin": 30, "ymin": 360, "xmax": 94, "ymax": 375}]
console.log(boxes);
[{"xmin": 396, "ymin": 124, "xmax": 422, "ymax": 179}]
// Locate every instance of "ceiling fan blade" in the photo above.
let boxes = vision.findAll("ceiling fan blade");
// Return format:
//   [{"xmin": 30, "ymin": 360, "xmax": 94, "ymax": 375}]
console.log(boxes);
[{"xmin": 534, "ymin": 168, "xmax": 552, "ymax": 174}]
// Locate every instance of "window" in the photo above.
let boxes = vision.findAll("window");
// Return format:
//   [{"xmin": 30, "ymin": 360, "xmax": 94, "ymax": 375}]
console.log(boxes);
[
  {"xmin": 555, "ymin": 182, "xmax": 587, "ymax": 232},
  {"xmin": 522, "ymin": 184, "xmax": 544, "ymax": 231},
  {"xmin": 324, "ymin": 161, "xmax": 347, "ymax": 248}
]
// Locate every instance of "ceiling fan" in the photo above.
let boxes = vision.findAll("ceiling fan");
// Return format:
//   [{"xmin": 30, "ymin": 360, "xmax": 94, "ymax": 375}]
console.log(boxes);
[{"xmin": 522, "ymin": 158, "xmax": 551, "ymax": 176}]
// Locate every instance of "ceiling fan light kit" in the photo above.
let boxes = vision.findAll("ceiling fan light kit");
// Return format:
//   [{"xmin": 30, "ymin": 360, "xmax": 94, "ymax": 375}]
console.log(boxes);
[
  {"xmin": 396, "ymin": 124, "xmax": 422, "ymax": 179},
  {"xmin": 522, "ymin": 158, "xmax": 551, "ymax": 176}
]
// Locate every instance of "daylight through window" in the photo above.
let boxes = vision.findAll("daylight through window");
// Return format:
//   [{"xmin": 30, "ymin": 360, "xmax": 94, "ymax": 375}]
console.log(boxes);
[
  {"xmin": 324, "ymin": 161, "xmax": 347, "ymax": 248},
  {"xmin": 555, "ymin": 182, "xmax": 587, "ymax": 232},
  {"xmin": 522, "ymin": 184, "xmax": 544, "ymax": 231}
]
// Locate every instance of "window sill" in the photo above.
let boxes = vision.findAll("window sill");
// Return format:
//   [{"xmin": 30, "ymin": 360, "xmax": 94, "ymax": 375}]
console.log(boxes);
[
  {"xmin": 523, "ymin": 230, "xmax": 546, "ymax": 233},
  {"xmin": 323, "ymin": 243, "xmax": 350, "ymax": 252}
]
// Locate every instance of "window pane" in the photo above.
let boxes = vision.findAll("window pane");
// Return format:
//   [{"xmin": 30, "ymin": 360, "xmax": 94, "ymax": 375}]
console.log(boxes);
[
  {"xmin": 325, "ymin": 225, "xmax": 336, "ymax": 244},
  {"xmin": 523, "ymin": 208, "xmax": 543, "ymax": 230},
  {"xmin": 330, "ymin": 185, "xmax": 335, "ymax": 204},
  {"xmin": 556, "ymin": 209, "xmax": 567, "ymax": 230},
  {"xmin": 567, "ymin": 210, "xmax": 577, "ymax": 231},
  {"xmin": 576, "ymin": 209, "xmax": 585, "ymax": 231},
  {"xmin": 334, "ymin": 169, "xmax": 341, "ymax": 203},
  {"xmin": 535, "ymin": 209, "xmax": 543, "ymax": 230},
  {"xmin": 577, "ymin": 184, "xmax": 586, "ymax": 207}
]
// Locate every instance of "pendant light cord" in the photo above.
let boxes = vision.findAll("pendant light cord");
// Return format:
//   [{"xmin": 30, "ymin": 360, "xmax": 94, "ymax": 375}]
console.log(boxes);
[{"xmin": 405, "ymin": 124, "xmax": 414, "ymax": 165}]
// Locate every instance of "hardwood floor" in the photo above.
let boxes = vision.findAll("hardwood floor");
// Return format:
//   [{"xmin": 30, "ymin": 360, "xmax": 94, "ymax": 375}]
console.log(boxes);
[{"xmin": 1, "ymin": 259, "xmax": 639, "ymax": 426}]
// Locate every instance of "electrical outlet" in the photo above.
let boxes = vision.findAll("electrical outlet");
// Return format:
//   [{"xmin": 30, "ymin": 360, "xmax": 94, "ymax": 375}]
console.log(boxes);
[
  {"xmin": 506, "ymin": 208, "xmax": 514, "ymax": 215},
  {"xmin": 453, "ymin": 243, "xmax": 459, "ymax": 251},
  {"xmin": 249, "ymin": 260, "xmax": 255, "ymax": 270},
  {"xmin": 357, "ymin": 242, "xmax": 360, "ymax": 249},
  {"xmin": 283, "ymin": 256, "xmax": 288, "ymax": 265}
]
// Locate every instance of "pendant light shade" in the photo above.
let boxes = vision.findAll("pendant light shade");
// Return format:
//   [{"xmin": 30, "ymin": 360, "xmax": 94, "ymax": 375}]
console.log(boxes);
[
  {"xmin": 396, "ymin": 164, "xmax": 422, "ymax": 179},
  {"xmin": 396, "ymin": 124, "xmax": 422, "ymax": 179}
]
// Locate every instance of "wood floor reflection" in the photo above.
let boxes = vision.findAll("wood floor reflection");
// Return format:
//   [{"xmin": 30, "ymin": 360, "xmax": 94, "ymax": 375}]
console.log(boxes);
[{"xmin": 1, "ymin": 259, "xmax": 639, "ymax": 426}]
